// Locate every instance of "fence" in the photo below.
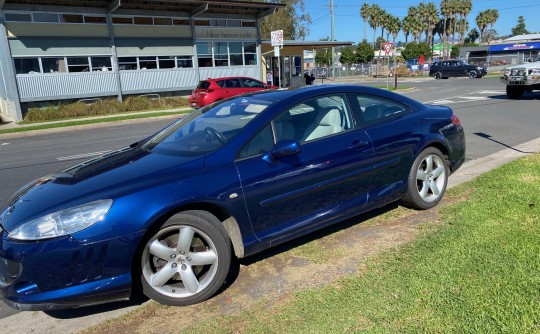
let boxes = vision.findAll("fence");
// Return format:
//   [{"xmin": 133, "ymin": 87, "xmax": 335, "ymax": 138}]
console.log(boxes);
[{"xmin": 466, "ymin": 52, "xmax": 538, "ymax": 67}]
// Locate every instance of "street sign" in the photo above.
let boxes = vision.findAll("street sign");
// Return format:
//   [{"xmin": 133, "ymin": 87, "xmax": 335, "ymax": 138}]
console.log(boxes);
[
  {"xmin": 382, "ymin": 42, "xmax": 394, "ymax": 55},
  {"xmin": 271, "ymin": 30, "xmax": 284, "ymax": 47}
]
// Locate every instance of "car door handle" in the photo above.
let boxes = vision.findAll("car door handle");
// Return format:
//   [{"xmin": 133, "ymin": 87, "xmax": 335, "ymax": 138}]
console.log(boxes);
[{"xmin": 349, "ymin": 140, "xmax": 369, "ymax": 150}]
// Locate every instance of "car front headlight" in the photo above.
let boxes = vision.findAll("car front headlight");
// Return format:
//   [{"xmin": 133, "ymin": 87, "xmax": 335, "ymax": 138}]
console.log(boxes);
[
  {"xmin": 503, "ymin": 69, "xmax": 510, "ymax": 76},
  {"xmin": 8, "ymin": 199, "xmax": 113, "ymax": 241}
]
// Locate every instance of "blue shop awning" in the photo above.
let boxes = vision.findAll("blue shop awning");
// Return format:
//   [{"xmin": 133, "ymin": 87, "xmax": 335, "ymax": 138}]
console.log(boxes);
[{"xmin": 489, "ymin": 42, "xmax": 540, "ymax": 52}]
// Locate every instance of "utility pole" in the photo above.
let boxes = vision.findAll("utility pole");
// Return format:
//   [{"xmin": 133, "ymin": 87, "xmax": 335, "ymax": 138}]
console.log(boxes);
[
  {"xmin": 325, "ymin": 0, "xmax": 335, "ymax": 80},
  {"xmin": 331, "ymin": 0, "xmax": 335, "ymax": 80}
]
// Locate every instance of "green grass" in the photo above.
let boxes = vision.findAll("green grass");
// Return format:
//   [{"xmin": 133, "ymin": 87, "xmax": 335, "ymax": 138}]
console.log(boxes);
[
  {"xmin": 374, "ymin": 85, "xmax": 412, "ymax": 91},
  {"xmin": 0, "ymin": 111, "xmax": 187, "ymax": 135},
  {"xmin": 178, "ymin": 154, "xmax": 540, "ymax": 333}
]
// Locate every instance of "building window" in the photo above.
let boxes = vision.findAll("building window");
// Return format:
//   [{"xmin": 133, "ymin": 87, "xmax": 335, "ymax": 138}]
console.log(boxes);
[
  {"xmin": 176, "ymin": 56, "xmax": 193, "ymax": 68},
  {"xmin": 197, "ymin": 43, "xmax": 213, "ymax": 68},
  {"xmin": 139, "ymin": 56, "xmax": 158, "ymax": 69},
  {"xmin": 61, "ymin": 14, "xmax": 84, "ymax": 23},
  {"xmin": 14, "ymin": 58, "xmax": 41, "ymax": 74},
  {"xmin": 158, "ymin": 56, "xmax": 176, "ymax": 69},
  {"xmin": 66, "ymin": 57, "xmax": 90, "ymax": 72},
  {"xmin": 194, "ymin": 20, "xmax": 210, "ymax": 26},
  {"xmin": 229, "ymin": 42, "xmax": 243, "ymax": 66},
  {"xmin": 112, "ymin": 17, "xmax": 133, "ymax": 24},
  {"xmin": 118, "ymin": 57, "xmax": 138, "ymax": 70},
  {"xmin": 227, "ymin": 20, "xmax": 241, "ymax": 27},
  {"xmin": 242, "ymin": 21, "xmax": 256, "ymax": 27},
  {"xmin": 91, "ymin": 57, "xmax": 112, "ymax": 72},
  {"xmin": 210, "ymin": 19, "xmax": 227, "ymax": 27},
  {"xmin": 32, "ymin": 13, "xmax": 59, "ymax": 23},
  {"xmin": 118, "ymin": 56, "xmax": 193, "ymax": 70},
  {"xmin": 196, "ymin": 42, "xmax": 258, "ymax": 67},
  {"xmin": 42, "ymin": 58, "xmax": 67, "ymax": 73},
  {"xmin": 173, "ymin": 19, "xmax": 189, "ymax": 26},
  {"xmin": 4, "ymin": 13, "xmax": 32, "ymax": 22},
  {"xmin": 84, "ymin": 16, "xmax": 107, "ymax": 24},
  {"xmin": 214, "ymin": 42, "xmax": 229, "ymax": 67},
  {"xmin": 244, "ymin": 42, "xmax": 257, "ymax": 65},
  {"xmin": 154, "ymin": 17, "xmax": 172, "ymax": 26},
  {"xmin": 134, "ymin": 17, "xmax": 153, "ymax": 25}
]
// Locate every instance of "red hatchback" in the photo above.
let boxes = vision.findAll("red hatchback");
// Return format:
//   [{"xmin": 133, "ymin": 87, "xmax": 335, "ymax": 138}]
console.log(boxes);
[{"xmin": 189, "ymin": 76, "xmax": 277, "ymax": 108}]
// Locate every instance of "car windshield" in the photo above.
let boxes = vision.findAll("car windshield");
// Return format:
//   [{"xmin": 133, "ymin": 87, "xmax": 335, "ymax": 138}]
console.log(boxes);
[{"xmin": 142, "ymin": 97, "xmax": 274, "ymax": 157}]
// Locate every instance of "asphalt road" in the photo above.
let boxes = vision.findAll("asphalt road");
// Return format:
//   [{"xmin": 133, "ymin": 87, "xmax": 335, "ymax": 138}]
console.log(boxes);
[{"xmin": 0, "ymin": 77, "xmax": 539, "ymax": 328}]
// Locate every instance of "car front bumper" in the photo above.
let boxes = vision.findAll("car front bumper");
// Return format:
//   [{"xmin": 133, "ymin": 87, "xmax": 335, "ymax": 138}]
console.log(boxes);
[{"xmin": 0, "ymin": 229, "xmax": 144, "ymax": 310}]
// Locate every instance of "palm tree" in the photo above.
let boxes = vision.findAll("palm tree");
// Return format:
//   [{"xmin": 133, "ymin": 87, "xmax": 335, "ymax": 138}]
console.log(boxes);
[
  {"xmin": 425, "ymin": 2, "xmax": 439, "ymax": 46},
  {"xmin": 476, "ymin": 10, "xmax": 489, "ymax": 44},
  {"xmin": 360, "ymin": 2, "xmax": 370, "ymax": 42},
  {"xmin": 450, "ymin": 0, "xmax": 460, "ymax": 49},
  {"xmin": 486, "ymin": 9, "xmax": 499, "ymax": 43},
  {"xmin": 458, "ymin": 0, "xmax": 472, "ymax": 44},
  {"xmin": 440, "ymin": 0, "xmax": 452, "ymax": 58},
  {"xmin": 388, "ymin": 15, "xmax": 401, "ymax": 46},
  {"xmin": 368, "ymin": 4, "xmax": 383, "ymax": 50},
  {"xmin": 417, "ymin": 2, "xmax": 427, "ymax": 42}
]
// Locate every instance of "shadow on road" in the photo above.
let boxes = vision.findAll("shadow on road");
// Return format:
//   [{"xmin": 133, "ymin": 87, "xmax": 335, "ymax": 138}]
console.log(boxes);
[{"xmin": 474, "ymin": 132, "xmax": 534, "ymax": 154}]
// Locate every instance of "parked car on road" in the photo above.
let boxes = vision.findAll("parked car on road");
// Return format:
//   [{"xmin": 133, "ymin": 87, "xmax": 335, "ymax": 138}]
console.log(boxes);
[
  {"xmin": 429, "ymin": 60, "xmax": 487, "ymax": 79},
  {"xmin": 189, "ymin": 76, "xmax": 276, "ymax": 108},
  {"xmin": 0, "ymin": 85, "xmax": 465, "ymax": 311}
]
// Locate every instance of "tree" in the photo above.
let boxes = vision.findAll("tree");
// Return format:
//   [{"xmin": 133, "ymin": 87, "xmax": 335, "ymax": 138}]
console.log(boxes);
[
  {"xmin": 360, "ymin": 3, "xmax": 371, "ymax": 41},
  {"xmin": 339, "ymin": 46, "xmax": 357, "ymax": 65},
  {"xmin": 401, "ymin": 42, "xmax": 432, "ymax": 60},
  {"xmin": 450, "ymin": 44, "xmax": 460, "ymax": 58},
  {"xmin": 486, "ymin": 9, "xmax": 499, "ymax": 43},
  {"xmin": 476, "ymin": 10, "xmax": 489, "ymax": 44},
  {"xmin": 511, "ymin": 16, "xmax": 530, "ymax": 36},
  {"xmin": 259, "ymin": 0, "xmax": 311, "ymax": 40},
  {"xmin": 368, "ymin": 4, "xmax": 383, "ymax": 50},
  {"xmin": 315, "ymin": 38, "xmax": 332, "ymax": 66},
  {"xmin": 464, "ymin": 28, "xmax": 479, "ymax": 44},
  {"xmin": 356, "ymin": 39, "xmax": 374, "ymax": 63}
]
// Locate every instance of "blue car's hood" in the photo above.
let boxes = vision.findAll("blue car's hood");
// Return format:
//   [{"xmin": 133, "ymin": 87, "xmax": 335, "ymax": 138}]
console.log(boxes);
[{"xmin": 0, "ymin": 147, "xmax": 205, "ymax": 231}]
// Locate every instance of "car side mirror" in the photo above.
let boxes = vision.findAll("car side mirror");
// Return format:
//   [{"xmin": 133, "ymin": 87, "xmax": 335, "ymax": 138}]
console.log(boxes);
[{"xmin": 262, "ymin": 140, "xmax": 301, "ymax": 163}]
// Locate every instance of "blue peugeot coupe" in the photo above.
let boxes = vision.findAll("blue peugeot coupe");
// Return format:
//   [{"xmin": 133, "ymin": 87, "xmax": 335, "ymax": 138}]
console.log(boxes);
[{"xmin": 0, "ymin": 85, "xmax": 465, "ymax": 310}]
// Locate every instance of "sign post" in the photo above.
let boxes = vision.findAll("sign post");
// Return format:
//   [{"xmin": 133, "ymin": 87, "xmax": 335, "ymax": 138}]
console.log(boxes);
[{"xmin": 271, "ymin": 30, "xmax": 284, "ymax": 88}]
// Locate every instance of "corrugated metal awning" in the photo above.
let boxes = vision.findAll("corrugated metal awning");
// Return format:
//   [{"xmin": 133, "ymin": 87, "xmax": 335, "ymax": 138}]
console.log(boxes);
[{"xmin": 2, "ymin": 0, "xmax": 284, "ymax": 16}]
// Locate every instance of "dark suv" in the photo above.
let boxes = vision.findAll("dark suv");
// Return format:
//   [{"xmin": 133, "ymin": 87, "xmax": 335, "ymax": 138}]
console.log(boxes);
[{"xmin": 429, "ymin": 60, "xmax": 487, "ymax": 79}]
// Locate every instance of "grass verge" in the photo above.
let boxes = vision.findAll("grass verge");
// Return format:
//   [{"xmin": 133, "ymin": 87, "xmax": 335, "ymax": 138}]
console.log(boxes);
[
  {"xmin": 0, "ymin": 111, "xmax": 187, "ymax": 135},
  {"xmin": 174, "ymin": 154, "xmax": 540, "ymax": 333}
]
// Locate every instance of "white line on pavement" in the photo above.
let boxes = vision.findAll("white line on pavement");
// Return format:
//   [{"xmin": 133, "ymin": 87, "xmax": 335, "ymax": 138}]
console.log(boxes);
[{"xmin": 57, "ymin": 150, "xmax": 111, "ymax": 161}]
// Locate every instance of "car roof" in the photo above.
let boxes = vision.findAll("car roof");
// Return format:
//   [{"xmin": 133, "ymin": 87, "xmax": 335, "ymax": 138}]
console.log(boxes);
[
  {"xmin": 231, "ymin": 84, "xmax": 426, "ymax": 110},
  {"xmin": 202, "ymin": 76, "xmax": 261, "ymax": 82}
]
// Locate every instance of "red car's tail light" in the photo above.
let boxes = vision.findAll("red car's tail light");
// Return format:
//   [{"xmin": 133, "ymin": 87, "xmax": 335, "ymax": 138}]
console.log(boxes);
[{"xmin": 451, "ymin": 114, "xmax": 461, "ymax": 126}]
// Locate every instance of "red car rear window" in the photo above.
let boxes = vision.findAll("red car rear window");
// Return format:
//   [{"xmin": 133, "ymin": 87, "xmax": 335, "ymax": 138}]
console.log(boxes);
[{"xmin": 197, "ymin": 81, "xmax": 211, "ymax": 89}]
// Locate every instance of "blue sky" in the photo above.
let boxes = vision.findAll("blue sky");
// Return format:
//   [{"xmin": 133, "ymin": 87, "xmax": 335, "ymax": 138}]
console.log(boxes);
[{"xmin": 304, "ymin": 0, "xmax": 540, "ymax": 43}]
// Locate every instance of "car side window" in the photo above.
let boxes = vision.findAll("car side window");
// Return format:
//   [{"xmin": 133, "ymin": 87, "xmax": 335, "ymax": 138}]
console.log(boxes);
[
  {"xmin": 353, "ymin": 94, "xmax": 411, "ymax": 125},
  {"xmin": 241, "ymin": 78, "xmax": 265, "ymax": 88},
  {"xmin": 277, "ymin": 94, "xmax": 352, "ymax": 143},
  {"xmin": 237, "ymin": 124, "xmax": 274, "ymax": 159},
  {"xmin": 224, "ymin": 79, "xmax": 241, "ymax": 88}
]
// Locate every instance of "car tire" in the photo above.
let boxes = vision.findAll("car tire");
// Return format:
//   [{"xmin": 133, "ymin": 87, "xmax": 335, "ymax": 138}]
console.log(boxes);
[
  {"xmin": 402, "ymin": 147, "xmax": 448, "ymax": 210},
  {"xmin": 434, "ymin": 72, "xmax": 442, "ymax": 79},
  {"xmin": 139, "ymin": 210, "xmax": 231, "ymax": 306},
  {"xmin": 506, "ymin": 85, "xmax": 524, "ymax": 99},
  {"xmin": 467, "ymin": 70, "xmax": 477, "ymax": 79}
]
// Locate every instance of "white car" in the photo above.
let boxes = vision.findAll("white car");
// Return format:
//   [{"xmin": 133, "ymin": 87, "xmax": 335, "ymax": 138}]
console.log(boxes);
[{"xmin": 500, "ymin": 57, "xmax": 540, "ymax": 99}]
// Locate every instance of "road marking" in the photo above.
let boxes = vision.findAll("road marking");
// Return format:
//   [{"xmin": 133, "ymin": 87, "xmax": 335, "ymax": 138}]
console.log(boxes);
[
  {"xmin": 425, "ymin": 90, "xmax": 503, "ymax": 105},
  {"xmin": 57, "ymin": 150, "xmax": 111, "ymax": 161},
  {"xmin": 1, "ymin": 143, "xmax": 10, "ymax": 146},
  {"xmin": 459, "ymin": 96, "xmax": 489, "ymax": 100}
]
